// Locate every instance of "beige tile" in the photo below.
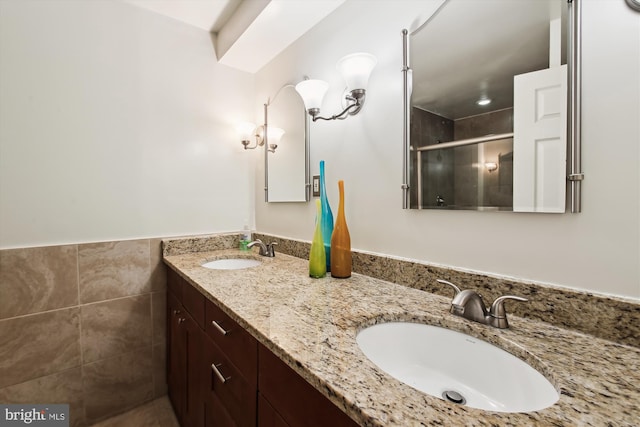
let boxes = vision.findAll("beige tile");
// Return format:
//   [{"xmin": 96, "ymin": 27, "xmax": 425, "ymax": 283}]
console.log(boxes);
[
  {"xmin": 0, "ymin": 245, "xmax": 78, "ymax": 319},
  {"xmin": 79, "ymin": 240, "xmax": 150, "ymax": 304},
  {"xmin": 152, "ymin": 342, "xmax": 167, "ymax": 398},
  {"xmin": 0, "ymin": 368, "xmax": 85, "ymax": 427},
  {"xmin": 81, "ymin": 295, "xmax": 151, "ymax": 364},
  {"xmin": 0, "ymin": 308, "xmax": 81, "ymax": 388},
  {"xmin": 153, "ymin": 397, "xmax": 179, "ymax": 427},
  {"xmin": 83, "ymin": 348, "xmax": 154, "ymax": 423},
  {"xmin": 88, "ymin": 397, "xmax": 178, "ymax": 427},
  {"xmin": 150, "ymin": 239, "xmax": 166, "ymax": 292},
  {"xmin": 151, "ymin": 292, "xmax": 166, "ymax": 346}
]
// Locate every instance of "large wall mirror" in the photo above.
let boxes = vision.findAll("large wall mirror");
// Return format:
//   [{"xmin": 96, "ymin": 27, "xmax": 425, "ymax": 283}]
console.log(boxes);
[
  {"xmin": 265, "ymin": 85, "xmax": 310, "ymax": 202},
  {"xmin": 402, "ymin": 0, "xmax": 583, "ymax": 213}
]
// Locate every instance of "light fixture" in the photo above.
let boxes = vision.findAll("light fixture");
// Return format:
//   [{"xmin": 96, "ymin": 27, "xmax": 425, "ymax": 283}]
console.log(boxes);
[
  {"xmin": 295, "ymin": 52, "xmax": 377, "ymax": 122},
  {"xmin": 237, "ymin": 122, "xmax": 284, "ymax": 153},
  {"xmin": 476, "ymin": 97, "xmax": 492, "ymax": 106},
  {"xmin": 485, "ymin": 162, "xmax": 498, "ymax": 172},
  {"xmin": 237, "ymin": 122, "xmax": 263, "ymax": 150},
  {"xmin": 266, "ymin": 126, "xmax": 285, "ymax": 153}
]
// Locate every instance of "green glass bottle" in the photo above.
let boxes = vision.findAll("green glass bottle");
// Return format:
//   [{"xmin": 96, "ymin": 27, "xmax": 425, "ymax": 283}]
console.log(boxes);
[{"xmin": 309, "ymin": 199, "xmax": 326, "ymax": 278}]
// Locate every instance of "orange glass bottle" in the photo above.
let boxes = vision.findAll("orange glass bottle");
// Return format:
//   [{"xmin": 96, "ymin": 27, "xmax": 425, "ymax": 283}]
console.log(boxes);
[{"xmin": 330, "ymin": 180, "xmax": 351, "ymax": 278}]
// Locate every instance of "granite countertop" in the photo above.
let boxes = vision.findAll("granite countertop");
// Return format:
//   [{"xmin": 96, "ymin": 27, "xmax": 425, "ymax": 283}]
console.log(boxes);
[{"xmin": 164, "ymin": 249, "xmax": 640, "ymax": 426}]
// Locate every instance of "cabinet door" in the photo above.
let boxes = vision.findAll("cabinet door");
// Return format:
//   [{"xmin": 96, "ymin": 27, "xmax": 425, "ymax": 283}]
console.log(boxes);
[
  {"xmin": 185, "ymin": 311, "xmax": 204, "ymax": 427},
  {"xmin": 258, "ymin": 394, "xmax": 289, "ymax": 427},
  {"xmin": 168, "ymin": 290, "xmax": 205, "ymax": 427},
  {"xmin": 168, "ymin": 293, "xmax": 186, "ymax": 423},
  {"xmin": 258, "ymin": 344, "xmax": 358, "ymax": 427}
]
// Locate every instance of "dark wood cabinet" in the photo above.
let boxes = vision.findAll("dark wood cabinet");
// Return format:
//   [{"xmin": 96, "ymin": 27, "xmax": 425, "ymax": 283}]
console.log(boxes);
[
  {"xmin": 258, "ymin": 344, "xmax": 359, "ymax": 427},
  {"xmin": 202, "ymin": 297, "xmax": 258, "ymax": 427},
  {"xmin": 257, "ymin": 394, "xmax": 289, "ymax": 427},
  {"xmin": 167, "ymin": 270, "xmax": 204, "ymax": 427},
  {"xmin": 167, "ymin": 267, "xmax": 359, "ymax": 427}
]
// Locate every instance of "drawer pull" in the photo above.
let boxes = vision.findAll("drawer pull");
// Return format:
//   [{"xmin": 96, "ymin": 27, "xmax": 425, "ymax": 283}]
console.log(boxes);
[
  {"xmin": 178, "ymin": 317, "xmax": 185, "ymax": 324},
  {"xmin": 173, "ymin": 309, "xmax": 181, "ymax": 315},
  {"xmin": 211, "ymin": 363, "xmax": 230, "ymax": 384},
  {"xmin": 211, "ymin": 320, "xmax": 229, "ymax": 335}
]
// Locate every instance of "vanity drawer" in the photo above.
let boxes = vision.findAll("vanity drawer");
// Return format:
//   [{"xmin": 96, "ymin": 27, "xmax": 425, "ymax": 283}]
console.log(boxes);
[
  {"xmin": 205, "ymin": 391, "xmax": 235, "ymax": 427},
  {"xmin": 205, "ymin": 298, "xmax": 257, "ymax": 382},
  {"xmin": 203, "ymin": 334, "xmax": 256, "ymax": 427}
]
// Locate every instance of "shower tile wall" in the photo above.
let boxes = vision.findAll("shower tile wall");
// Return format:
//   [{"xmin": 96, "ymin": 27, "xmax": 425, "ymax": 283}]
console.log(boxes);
[
  {"xmin": 410, "ymin": 107, "xmax": 454, "ymax": 208},
  {"xmin": 453, "ymin": 109, "xmax": 513, "ymax": 207},
  {"xmin": 0, "ymin": 239, "xmax": 167, "ymax": 427}
]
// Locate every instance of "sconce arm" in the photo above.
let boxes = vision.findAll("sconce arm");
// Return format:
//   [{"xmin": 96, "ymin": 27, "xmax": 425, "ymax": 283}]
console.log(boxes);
[
  {"xmin": 311, "ymin": 89, "xmax": 366, "ymax": 122},
  {"xmin": 313, "ymin": 101, "xmax": 361, "ymax": 121}
]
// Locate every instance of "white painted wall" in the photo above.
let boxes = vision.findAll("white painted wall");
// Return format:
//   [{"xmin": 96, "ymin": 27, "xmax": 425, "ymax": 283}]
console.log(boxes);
[
  {"xmin": 254, "ymin": 0, "xmax": 640, "ymax": 299},
  {"xmin": 0, "ymin": 0, "xmax": 256, "ymax": 249}
]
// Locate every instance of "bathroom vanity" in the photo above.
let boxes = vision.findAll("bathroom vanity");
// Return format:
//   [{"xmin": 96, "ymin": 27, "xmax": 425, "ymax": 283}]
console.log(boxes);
[
  {"xmin": 163, "ymin": 237, "xmax": 639, "ymax": 426},
  {"xmin": 166, "ymin": 266, "xmax": 357, "ymax": 427}
]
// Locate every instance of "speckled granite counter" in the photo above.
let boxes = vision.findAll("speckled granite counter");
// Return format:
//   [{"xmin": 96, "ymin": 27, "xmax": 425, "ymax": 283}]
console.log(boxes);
[{"xmin": 164, "ymin": 248, "xmax": 640, "ymax": 426}]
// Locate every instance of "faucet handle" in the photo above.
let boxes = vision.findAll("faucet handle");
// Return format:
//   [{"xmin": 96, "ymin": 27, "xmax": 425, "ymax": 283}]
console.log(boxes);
[
  {"xmin": 436, "ymin": 279, "xmax": 462, "ymax": 297},
  {"xmin": 489, "ymin": 295, "xmax": 528, "ymax": 319},
  {"xmin": 267, "ymin": 242, "xmax": 278, "ymax": 257}
]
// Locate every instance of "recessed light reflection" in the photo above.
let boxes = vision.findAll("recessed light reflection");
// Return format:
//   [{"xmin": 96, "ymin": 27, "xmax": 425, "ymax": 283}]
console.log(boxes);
[{"xmin": 476, "ymin": 97, "xmax": 492, "ymax": 106}]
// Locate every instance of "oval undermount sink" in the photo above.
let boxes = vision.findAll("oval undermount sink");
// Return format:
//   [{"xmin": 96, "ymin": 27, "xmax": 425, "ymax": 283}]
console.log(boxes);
[
  {"xmin": 201, "ymin": 258, "xmax": 261, "ymax": 270},
  {"xmin": 356, "ymin": 322, "xmax": 559, "ymax": 413}
]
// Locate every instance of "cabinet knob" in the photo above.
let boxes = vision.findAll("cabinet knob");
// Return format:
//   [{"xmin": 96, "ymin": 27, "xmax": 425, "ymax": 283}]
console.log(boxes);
[
  {"xmin": 173, "ymin": 309, "xmax": 181, "ymax": 315},
  {"xmin": 178, "ymin": 317, "xmax": 185, "ymax": 324}
]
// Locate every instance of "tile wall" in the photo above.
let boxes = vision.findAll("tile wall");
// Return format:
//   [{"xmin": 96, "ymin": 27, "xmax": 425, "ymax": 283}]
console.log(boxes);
[{"xmin": 0, "ymin": 239, "xmax": 167, "ymax": 426}]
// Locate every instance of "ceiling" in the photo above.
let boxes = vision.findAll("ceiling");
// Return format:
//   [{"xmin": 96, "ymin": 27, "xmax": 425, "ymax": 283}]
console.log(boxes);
[
  {"xmin": 119, "ymin": 0, "xmax": 345, "ymax": 73},
  {"xmin": 411, "ymin": 0, "xmax": 566, "ymax": 120},
  {"xmin": 120, "ymin": 0, "xmax": 240, "ymax": 32}
]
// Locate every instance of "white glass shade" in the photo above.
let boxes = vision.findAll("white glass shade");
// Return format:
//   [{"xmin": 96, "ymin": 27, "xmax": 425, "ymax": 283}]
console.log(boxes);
[
  {"xmin": 294, "ymin": 79, "xmax": 329, "ymax": 111},
  {"xmin": 267, "ymin": 126, "xmax": 285, "ymax": 144},
  {"xmin": 336, "ymin": 52, "xmax": 377, "ymax": 91},
  {"xmin": 236, "ymin": 121, "xmax": 256, "ymax": 140}
]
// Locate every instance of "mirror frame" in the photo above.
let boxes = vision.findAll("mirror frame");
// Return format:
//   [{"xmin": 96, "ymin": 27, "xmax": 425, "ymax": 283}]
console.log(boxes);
[
  {"xmin": 401, "ymin": 0, "xmax": 583, "ymax": 213},
  {"xmin": 264, "ymin": 84, "xmax": 311, "ymax": 203}
]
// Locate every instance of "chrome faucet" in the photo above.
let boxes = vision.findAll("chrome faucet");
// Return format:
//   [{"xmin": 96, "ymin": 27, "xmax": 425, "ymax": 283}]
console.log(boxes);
[
  {"xmin": 247, "ymin": 239, "xmax": 277, "ymax": 257},
  {"xmin": 437, "ymin": 279, "xmax": 527, "ymax": 329}
]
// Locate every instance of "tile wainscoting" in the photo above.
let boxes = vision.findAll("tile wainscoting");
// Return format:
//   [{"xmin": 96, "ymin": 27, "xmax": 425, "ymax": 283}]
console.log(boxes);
[{"xmin": 0, "ymin": 238, "xmax": 174, "ymax": 426}]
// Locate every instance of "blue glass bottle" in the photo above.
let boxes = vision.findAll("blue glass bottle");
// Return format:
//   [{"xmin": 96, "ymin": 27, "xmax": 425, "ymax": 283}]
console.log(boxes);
[{"xmin": 319, "ymin": 160, "xmax": 334, "ymax": 272}]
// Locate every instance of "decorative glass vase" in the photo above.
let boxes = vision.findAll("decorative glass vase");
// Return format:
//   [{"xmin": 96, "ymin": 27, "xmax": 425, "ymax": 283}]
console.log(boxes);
[
  {"xmin": 309, "ymin": 199, "xmax": 327, "ymax": 278},
  {"xmin": 331, "ymin": 180, "xmax": 352, "ymax": 278},
  {"xmin": 319, "ymin": 160, "xmax": 334, "ymax": 271}
]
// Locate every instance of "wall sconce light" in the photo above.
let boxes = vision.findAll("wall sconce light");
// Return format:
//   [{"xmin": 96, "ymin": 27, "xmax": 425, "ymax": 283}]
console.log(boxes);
[
  {"xmin": 237, "ymin": 121, "xmax": 262, "ymax": 150},
  {"xmin": 485, "ymin": 162, "xmax": 498, "ymax": 172},
  {"xmin": 295, "ymin": 52, "xmax": 377, "ymax": 122},
  {"xmin": 266, "ymin": 127, "xmax": 285, "ymax": 153},
  {"xmin": 237, "ymin": 122, "xmax": 284, "ymax": 153}
]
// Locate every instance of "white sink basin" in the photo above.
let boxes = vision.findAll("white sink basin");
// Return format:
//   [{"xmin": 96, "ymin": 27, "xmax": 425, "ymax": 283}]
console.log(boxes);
[
  {"xmin": 356, "ymin": 322, "xmax": 559, "ymax": 413},
  {"xmin": 201, "ymin": 258, "xmax": 261, "ymax": 270}
]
